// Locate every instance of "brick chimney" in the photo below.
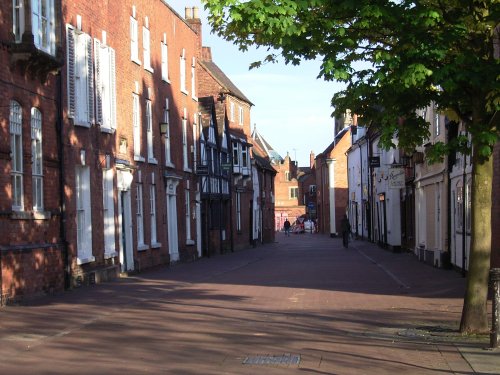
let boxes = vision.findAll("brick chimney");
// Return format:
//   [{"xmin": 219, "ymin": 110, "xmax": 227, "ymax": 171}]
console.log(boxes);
[
  {"xmin": 185, "ymin": 6, "xmax": 202, "ymax": 58},
  {"xmin": 202, "ymin": 46, "xmax": 212, "ymax": 62}
]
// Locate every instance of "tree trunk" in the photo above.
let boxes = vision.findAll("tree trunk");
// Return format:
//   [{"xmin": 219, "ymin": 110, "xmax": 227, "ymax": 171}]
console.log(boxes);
[{"xmin": 459, "ymin": 151, "xmax": 492, "ymax": 334}]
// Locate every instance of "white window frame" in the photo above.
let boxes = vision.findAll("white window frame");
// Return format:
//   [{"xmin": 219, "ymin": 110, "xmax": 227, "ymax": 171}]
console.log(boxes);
[
  {"xmin": 132, "ymin": 93, "xmax": 143, "ymax": 160},
  {"xmin": 180, "ymin": 48, "xmax": 187, "ymax": 94},
  {"xmin": 103, "ymin": 165, "xmax": 116, "ymax": 257},
  {"xmin": 191, "ymin": 57, "xmax": 197, "ymax": 99},
  {"xmin": 161, "ymin": 35, "xmax": 169, "ymax": 82},
  {"xmin": 232, "ymin": 142, "xmax": 240, "ymax": 167},
  {"xmin": 143, "ymin": 17, "xmax": 153, "ymax": 72},
  {"xmin": 150, "ymin": 179, "xmax": 158, "ymax": 246},
  {"xmin": 130, "ymin": 12, "xmax": 140, "ymax": 64},
  {"xmin": 435, "ymin": 112, "xmax": 440, "ymax": 137},
  {"xmin": 182, "ymin": 112, "xmax": 189, "ymax": 171},
  {"xmin": 136, "ymin": 180, "xmax": 145, "ymax": 248},
  {"xmin": 31, "ymin": 0, "xmax": 56, "ymax": 55},
  {"xmin": 31, "ymin": 107, "xmax": 43, "ymax": 211},
  {"xmin": 185, "ymin": 189, "xmax": 191, "ymax": 241},
  {"xmin": 241, "ymin": 144, "xmax": 248, "ymax": 168},
  {"xmin": 146, "ymin": 99, "xmax": 156, "ymax": 163},
  {"xmin": 66, "ymin": 24, "xmax": 94, "ymax": 127},
  {"xmin": 239, "ymin": 106, "xmax": 243, "ymax": 125},
  {"xmin": 230, "ymin": 102, "xmax": 235, "ymax": 122},
  {"xmin": 94, "ymin": 38, "xmax": 117, "ymax": 132},
  {"xmin": 236, "ymin": 192, "xmax": 241, "ymax": 231},
  {"xmin": 13, "ymin": 0, "xmax": 25, "ymax": 43},
  {"xmin": 10, "ymin": 101, "xmax": 23, "ymax": 211},
  {"xmin": 290, "ymin": 187, "xmax": 299, "ymax": 199},
  {"xmin": 76, "ymin": 166, "xmax": 94, "ymax": 263},
  {"xmin": 163, "ymin": 98, "xmax": 173, "ymax": 166}
]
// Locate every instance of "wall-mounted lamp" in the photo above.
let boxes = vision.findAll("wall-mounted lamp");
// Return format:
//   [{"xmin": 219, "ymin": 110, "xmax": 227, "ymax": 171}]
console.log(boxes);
[
  {"xmin": 217, "ymin": 92, "xmax": 227, "ymax": 102},
  {"xmin": 159, "ymin": 122, "xmax": 169, "ymax": 134}
]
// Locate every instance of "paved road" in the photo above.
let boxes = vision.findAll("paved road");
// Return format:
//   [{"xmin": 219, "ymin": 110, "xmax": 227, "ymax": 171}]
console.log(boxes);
[{"xmin": 0, "ymin": 233, "xmax": 497, "ymax": 374}]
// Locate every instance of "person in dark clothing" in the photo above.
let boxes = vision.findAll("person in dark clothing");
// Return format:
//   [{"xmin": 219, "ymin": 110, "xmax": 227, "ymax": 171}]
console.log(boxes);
[
  {"xmin": 283, "ymin": 219, "xmax": 291, "ymax": 236},
  {"xmin": 340, "ymin": 214, "xmax": 351, "ymax": 248}
]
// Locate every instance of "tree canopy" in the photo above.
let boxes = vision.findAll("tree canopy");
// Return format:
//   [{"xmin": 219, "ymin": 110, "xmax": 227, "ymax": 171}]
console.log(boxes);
[
  {"xmin": 204, "ymin": 0, "xmax": 499, "ymax": 159},
  {"xmin": 204, "ymin": 0, "xmax": 499, "ymax": 333}
]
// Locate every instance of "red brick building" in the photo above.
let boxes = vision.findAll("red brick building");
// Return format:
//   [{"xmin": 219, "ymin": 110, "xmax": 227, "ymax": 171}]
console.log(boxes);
[
  {"xmin": 1, "ymin": 2, "xmax": 274, "ymax": 303},
  {"xmin": 60, "ymin": 1, "xmax": 201, "ymax": 286},
  {"xmin": 1, "ymin": 0, "xmax": 65, "ymax": 303},
  {"xmin": 315, "ymin": 129, "xmax": 350, "ymax": 236}
]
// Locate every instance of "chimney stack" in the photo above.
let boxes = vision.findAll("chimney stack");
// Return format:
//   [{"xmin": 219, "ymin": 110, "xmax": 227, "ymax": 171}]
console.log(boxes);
[{"xmin": 185, "ymin": 6, "xmax": 202, "ymax": 58}]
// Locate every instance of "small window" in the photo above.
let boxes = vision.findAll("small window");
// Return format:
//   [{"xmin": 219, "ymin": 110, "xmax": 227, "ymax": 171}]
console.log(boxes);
[
  {"xmin": 10, "ymin": 101, "xmax": 23, "ymax": 210},
  {"xmin": 161, "ymin": 35, "xmax": 169, "ymax": 81},
  {"xmin": 136, "ymin": 179, "xmax": 145, "ymax": 246},
  {"xmin": 230, "ymin": 102, "xmax": 235, "ymax": 122},
  {"xmin": 239, "ymin": 106, "xmax": 243, "ymax": 125},
  {"xmin": 143, "ymin": 17, "xmax": 153, "ymax": 72},
  {"xmin": 132, "ymin": 93, "xmax": 141, "ymax": 158},
  {"xmin": 180, "ymin": 49, "xmax": 187, "ymax": 93},
  {"xmin": 13, "ymin": 0, "xmax": 25, "ymax": 43},
  {"xmin": 290, "ymin": 187, "xmax": 298, "ymax": 199},
  {"xmin": 32, "ymin": 0, "xmax": 56, "ymax": 55},
  {"xmin": 434, "ymin": 112, "xmax": 440, "ymax": 137},
  {"xmin": 31, "ymin": 108, "xmax": 43, "ymax": 210},
  {"xmin": 150, "ymin": 181, "xmax": 157, "ymax": 244},
  {"xmin": 130, "ymin": 14, "xmax": 139, "ymax": 63}
]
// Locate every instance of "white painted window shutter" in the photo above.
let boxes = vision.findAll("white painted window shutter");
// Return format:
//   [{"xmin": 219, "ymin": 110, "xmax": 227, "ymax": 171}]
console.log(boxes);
[
  {"xmin": 109, "ymin": 48, "xmax": 117, "ymax": 129},
  {"xmin": 94, "ymin": 38, "xmax": 103, "ymax": 125},
  {"xmin": 66, "ymin": 25, "xmax": 76, "ymax": 118},
  {"xmin": 85, "ymin": 34, "xmax": 95, "ymax": 124}
]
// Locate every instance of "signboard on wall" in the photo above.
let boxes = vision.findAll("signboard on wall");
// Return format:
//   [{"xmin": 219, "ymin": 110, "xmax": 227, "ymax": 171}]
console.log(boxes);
[{"xmin": 388, "ymin": 167, "xmax": 405, "ymax": 189}]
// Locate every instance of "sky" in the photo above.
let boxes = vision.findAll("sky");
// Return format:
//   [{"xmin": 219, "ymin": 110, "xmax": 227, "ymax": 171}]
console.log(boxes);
[{"xmin": 172, "ymin": 1, "xmax": 345, "ymax": 167}]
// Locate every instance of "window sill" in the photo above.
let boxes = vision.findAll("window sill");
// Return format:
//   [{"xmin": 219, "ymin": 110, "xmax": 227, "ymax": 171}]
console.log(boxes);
[
  {"xmin": 77, "ymin": 256, "xmax": 96, "ymax": 265},
  {"xmin": 132, "ymin": 58, "xmax": 142, "ymax": 66},
  {"xmin": 74, "ymin": 121, "xmax": 91, "ymax": 128},
  {"xmin": 144, "ymin": 66, "xmax": 154, "ymax": 74},
  {"xmin": 165, "ymin": 161, "xmax": 175, "ymax": 168},
  {"xmin": 104, "ymin": 251, "xmax": 118, "ymax": 259},
  {"xmin": 191, "ymin": 96, "xmax": 198, "ymax": 102},
  {"xmin": 162, "ymin": 78, "xmax": 171, "ymax": 84},
  {"xmin": 186, "ymin": 239, "xmax": 195, "ymax": 246},
  {"xmin": 183, "ymin": 167, "xmax": 193, "ymax": 173},
  {"xmin": 137, "ymin": 244, "xmax": 149, "ymax": 252},
  {"xmin": 151, "ymin": 242, "xmax": 161, "ymax": 249},
  {"xmin": 181, "ymin": 89, "xmax": 189, "ymax": 96},
  {"xmin": 148, "ymin": 157, "xmax": 158, "ymax": 165},
  {"xmin": 134, "ymin": 155, "xmax": 145, "ymax": 162},
  {"xmin": 100, "ymin": 127, "xmax": 115, "ymax": 134},
  {"xmin": 11, "ymin": 210, "xmax": 52, "ymax": 220}
]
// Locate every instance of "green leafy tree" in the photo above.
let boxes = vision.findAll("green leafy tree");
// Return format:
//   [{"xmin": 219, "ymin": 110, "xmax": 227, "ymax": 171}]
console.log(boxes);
[{"xmin": 204, "ymin": 0, "xmax": 499, "ymax": 333}]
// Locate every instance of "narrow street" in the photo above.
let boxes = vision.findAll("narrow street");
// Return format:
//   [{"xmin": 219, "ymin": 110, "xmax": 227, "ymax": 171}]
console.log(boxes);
[{"xmin": 0, "ymin": 233, "xmax": 497, "ymax": 374}]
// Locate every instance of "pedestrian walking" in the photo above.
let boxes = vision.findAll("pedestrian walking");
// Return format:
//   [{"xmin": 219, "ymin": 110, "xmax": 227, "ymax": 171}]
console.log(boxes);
[
  {"xmin": 340, "ymin": 214, "xmax": 351, "ymax": 248},
  {"xmin": 284, "ymin": 219, "xmax": 291, "ymax": 236}
]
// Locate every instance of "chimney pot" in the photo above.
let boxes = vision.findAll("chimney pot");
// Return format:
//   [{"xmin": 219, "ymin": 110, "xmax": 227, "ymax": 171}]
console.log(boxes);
[
  {"xmin": 193, "ymin": 6, "xmax": 199, "ymax": 19},
  {"xmin": 185, "ymin": 7, "xmax": 192, "ymax": 19}
]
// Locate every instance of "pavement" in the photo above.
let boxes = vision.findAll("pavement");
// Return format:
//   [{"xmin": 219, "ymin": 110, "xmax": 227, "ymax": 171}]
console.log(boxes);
[{"xmin": 0, "ymin": 233, "xmax": 499, "ymax": 374}]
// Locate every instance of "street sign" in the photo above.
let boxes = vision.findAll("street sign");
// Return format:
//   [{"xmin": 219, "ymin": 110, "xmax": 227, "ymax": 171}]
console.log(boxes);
[
  {"xmin": 307, "ymin": 202, "xmax": 315, "ymax": 209},
  {"xmin": 196, "ymin": 165, "xmax": 209, "ymax": 175},
  {"xmin": 221, "ymin": 163, "xmax": 232, "ymax": 170},
  {"xmin": 369, "ymin": 156, "xmax": 380, "ymax": 168}
]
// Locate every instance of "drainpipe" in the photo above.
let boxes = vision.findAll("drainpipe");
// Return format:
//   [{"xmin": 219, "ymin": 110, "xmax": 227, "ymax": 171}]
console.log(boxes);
[
  {"xmin": 56, "ymin": 70, "xmax": 70, "ymax": 289},
  {"xmin": 327, "ymin": 158, "xmax": 336, "ymax": 236}
]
